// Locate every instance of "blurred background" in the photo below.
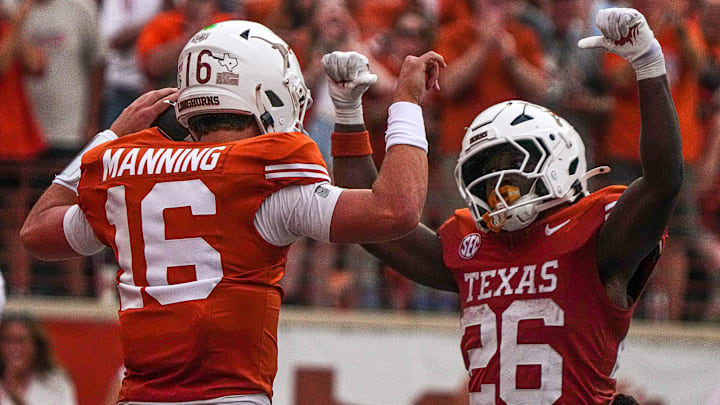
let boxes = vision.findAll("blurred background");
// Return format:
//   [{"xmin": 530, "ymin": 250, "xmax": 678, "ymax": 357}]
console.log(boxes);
[{"xmin": 1, "ymin": 0, "xmax": 719, "ymax": 404}]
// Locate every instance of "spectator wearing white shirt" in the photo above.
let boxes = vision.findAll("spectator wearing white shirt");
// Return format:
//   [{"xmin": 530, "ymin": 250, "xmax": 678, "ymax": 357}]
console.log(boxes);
[{"xmin": 99, "ymin": 0, "xmax": 163, "ymax": 129}]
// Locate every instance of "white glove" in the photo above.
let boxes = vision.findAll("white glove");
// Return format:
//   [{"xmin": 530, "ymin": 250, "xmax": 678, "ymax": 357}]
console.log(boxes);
[
  {"xmin": 321, "ymin": 51, "xmax": 378, "ymax": 125},
  {"xmin": 578, "ymin": 8, "xmax": 665, "ymax": 81}
]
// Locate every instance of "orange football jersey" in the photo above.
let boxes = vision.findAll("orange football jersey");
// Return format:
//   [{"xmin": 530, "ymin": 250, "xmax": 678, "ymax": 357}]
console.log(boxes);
[
  {"xmin": 438, "ymin": 186, "xmax": 664, "ymax": 404},
  {"xmin": 77, "ymin": 128, "xmax": 330, "ymax": 402}
]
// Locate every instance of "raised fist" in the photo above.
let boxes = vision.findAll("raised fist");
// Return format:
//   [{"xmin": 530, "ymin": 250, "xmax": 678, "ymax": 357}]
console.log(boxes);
[
  {"xmin": 393, "ymin": 51, "xmax": 446, "ymax": 105},
  {"xmin": 322, "ymin": 51, "xmax": 378, "ymax": 122},
  {"xmin": 578, "ymin": 8, "xmax": 665, "ymax": 80}
]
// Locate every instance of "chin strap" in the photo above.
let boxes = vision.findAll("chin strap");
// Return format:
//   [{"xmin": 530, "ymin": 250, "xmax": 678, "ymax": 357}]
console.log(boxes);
[
  {"xmin": 583, "ymin": 166, "xmax": 611, "ymax": 182},
  {"xmin": 481, "ymin": 166, "xmax": 611, "ymax": 232},
  {"xmin": 483, "ymin": 185, "xmax": 522, "ymax": 232}
]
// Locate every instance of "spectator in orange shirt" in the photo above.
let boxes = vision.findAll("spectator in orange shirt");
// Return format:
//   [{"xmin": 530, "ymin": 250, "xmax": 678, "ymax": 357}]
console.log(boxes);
[
  {"xmin": 436, "ymin": 0, "xmax": 546, "ymax": 156},
  {"xmin": 365, "ymin": 9, "xmax": 438, "ymax": 167},
  {"xmin": 601, "ymin": 0, "xmax": 708, "ymax": 320},
  {"xmin": 0, "ymin": 0, "xmax": 45, "ymax": 296},
  {"xmin": 137, "ymin": 0, "xmax": 235, "ymax": 89},
  {"xmin": 346, "ymin": 0, "xmax": 425, "ymax": 41},
  {"xmin": 433, "ymin": 0, "xmax": 546, "ymax": 224},
  {"xmin": 0, "ymin": 0, "xmax": 45, "ymax": 161},
  {"xmin": 696, "ymin": 0, "xmax": 720, "ymax": 321},
  {"xmin": 698, "ymin": 0, "xmax": 720, "ymax": 124}
]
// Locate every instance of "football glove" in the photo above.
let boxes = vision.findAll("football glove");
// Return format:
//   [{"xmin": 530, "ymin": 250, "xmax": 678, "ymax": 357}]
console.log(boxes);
[
  {"xmin": 578, "ymin": 8, "xmax": 666, "ymax": 81},
  {"xmin": 322, "ymin": 51, "xmax": 378, "ymax": 125}
]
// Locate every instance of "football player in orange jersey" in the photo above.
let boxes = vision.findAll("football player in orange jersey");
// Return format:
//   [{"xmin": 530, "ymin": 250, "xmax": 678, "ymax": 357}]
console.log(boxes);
[
  {"xmin": 20, "ymin": 21, "xmax": 445, "ymax": 404},
  {"xmin": 332, "ymin": 8, "xmax": 682, "ymax": 405}
]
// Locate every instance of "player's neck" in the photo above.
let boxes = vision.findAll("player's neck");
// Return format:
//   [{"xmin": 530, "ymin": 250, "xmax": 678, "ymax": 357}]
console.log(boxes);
[{"xmin": 198, "ymin": 127, "xmax": 260, "ymax": 143}]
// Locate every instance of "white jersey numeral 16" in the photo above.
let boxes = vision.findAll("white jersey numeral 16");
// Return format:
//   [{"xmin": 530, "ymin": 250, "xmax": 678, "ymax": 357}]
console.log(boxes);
[{"xmin": 106, "ymin": 180, "xmax": 223, "ymax": 310}]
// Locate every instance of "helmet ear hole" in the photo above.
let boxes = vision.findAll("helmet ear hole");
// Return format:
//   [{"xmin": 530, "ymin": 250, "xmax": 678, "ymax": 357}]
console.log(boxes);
[
  {"xmin": 265, "ymin": 90, "xmax": 284, "ymax": 107},
  {"xmin": 569, "ymin": 158, "xmax": 579, "ymax": 175}
]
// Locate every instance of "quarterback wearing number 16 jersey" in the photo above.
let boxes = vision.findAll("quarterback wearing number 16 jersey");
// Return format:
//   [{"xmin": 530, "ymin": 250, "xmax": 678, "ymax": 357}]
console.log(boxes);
[{"xmin": 77, "ymin": 128, "xmax": 328, "ymax": 401}]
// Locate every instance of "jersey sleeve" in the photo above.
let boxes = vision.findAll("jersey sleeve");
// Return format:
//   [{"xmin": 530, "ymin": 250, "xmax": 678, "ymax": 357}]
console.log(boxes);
[
  {"xmin": 254, "ymin": 182, "xmax": 343, "ymax": 245},
  {"xmin": 260, "ymin": 132, "xmax": 331, "ymax": 186}
]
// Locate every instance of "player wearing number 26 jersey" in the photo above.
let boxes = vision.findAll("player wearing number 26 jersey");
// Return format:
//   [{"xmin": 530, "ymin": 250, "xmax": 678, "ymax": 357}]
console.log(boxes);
[
  {"xmin": 333, "ymin": 8, "xmax": 682, "ymax": 405},
  {"xmin": 20, "ymin": 21, "xmax": 445, "ymax": 404},
  {"xmin": 438, "ymin": 186, "xmax": 663, "ymax": 404}
]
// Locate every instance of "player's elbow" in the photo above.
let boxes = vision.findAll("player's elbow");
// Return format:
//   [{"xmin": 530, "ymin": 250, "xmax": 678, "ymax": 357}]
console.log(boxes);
[
  {"xmin": 657, "ymin": 164, "xmax": 684, "ymax": 197},
  {"xmin": 377, "ymin": 204, "xmax": 422, "ymax": 239},
  {"xmin": 19, "ymin": 219, "xmax": 42, "ymax": 259}
]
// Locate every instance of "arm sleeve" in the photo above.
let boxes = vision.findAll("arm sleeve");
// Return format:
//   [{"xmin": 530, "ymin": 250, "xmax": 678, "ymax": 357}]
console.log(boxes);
[
  {"xmin": 63, "ymin": 204, "xmax": 106, "ymax": 256},
  {"xmin": 53, "ymin": 129, "xmax": 118, "ymax": 193},
  {"xmin": 254, "ymin": 182, "xmax": 344, "ymax": 246}
]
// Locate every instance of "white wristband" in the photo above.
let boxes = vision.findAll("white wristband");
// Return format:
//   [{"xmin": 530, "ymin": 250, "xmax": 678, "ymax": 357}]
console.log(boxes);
[
  {"xmin": 384, "ymin": 102, "xmax": 427, "ymax": 153},
  {"xmin": 635, "ymin": 53, "xmax": 666, "ymax": 81},
  {"xmin": 335, "ymin": 106, "xmax": 364, "ymax": 126},
  {"xmin": 53, "ymin": 129, "xmax": 118, "ymax": 193}
]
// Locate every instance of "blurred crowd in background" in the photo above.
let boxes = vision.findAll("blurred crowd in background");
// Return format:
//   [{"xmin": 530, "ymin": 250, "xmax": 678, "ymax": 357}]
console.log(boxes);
[{"xmin": 1, "ymin": 0, "xmax": 720, "ymax": 322}]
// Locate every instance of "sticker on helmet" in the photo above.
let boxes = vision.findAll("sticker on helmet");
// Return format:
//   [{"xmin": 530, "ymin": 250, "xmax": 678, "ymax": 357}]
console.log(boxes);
[
  {"xmin": 178, "ymin": 96, "xmax": 220, "ymax": 111},
  {"xmin": 216, "ymin": 72, "xmax": 239, "ymax": 85},
  {"xmin": 191, "ymin": 32, "xmax": 210, "ymax": 43},
  {"xmin": 215, "ymin": 53, "xmax": 239, "ymax": 72}
]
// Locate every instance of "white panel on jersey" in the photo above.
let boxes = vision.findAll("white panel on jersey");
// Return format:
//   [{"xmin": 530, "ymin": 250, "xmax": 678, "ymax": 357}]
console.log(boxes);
[
  {"xmin": 264, "ymin": 163, "xmax": 331, "ymax": 182},
  {"xmin": 254, "ymin": 182, "xmax": 343, "ymax": 246}
]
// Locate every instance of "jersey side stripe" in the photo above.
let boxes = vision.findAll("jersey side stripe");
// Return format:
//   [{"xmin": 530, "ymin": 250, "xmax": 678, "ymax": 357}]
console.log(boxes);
[
  {"xmin": 265, "ymin": 164, "xmax": 328, "ymax": 175},
  {"xmin": 265, "ymin": 171, "xmax": 331, "ymax": 181}
]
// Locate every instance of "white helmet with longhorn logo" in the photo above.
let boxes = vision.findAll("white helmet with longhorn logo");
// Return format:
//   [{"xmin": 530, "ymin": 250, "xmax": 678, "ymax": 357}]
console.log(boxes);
[{"xmin": 175, "ymin": 20, "xmax": 312, "ymax": 135}]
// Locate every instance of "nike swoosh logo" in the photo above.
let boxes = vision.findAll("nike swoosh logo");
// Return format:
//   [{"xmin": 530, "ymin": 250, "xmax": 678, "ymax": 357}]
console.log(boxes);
[{"xmin": 545, "ymin": 219, "xmax": 571, "ymax": 236}]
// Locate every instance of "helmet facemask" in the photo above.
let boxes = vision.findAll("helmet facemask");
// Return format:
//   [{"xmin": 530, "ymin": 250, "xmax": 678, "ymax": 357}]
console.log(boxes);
[{"xmin": 456, "ymin": 137, "xmax": 552, "ymax": 232}]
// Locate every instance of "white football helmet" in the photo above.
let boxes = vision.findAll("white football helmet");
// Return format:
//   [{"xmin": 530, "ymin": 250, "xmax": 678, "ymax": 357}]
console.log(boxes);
[
  {"xmin": 175, "ymin": 20, "xmax": 312, "ymax": 135},
  {"xmin": 454, "ymin": 100, "xmax": 608, "ymax": 232}
]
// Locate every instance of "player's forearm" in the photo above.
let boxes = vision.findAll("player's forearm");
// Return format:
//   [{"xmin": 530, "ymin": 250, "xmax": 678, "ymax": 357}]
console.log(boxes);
[
  {"xmin": 637, "ymin": 75, "xmax": 683, "ymax": 194},
  {"xmin": 333, "ymin": 154, "xmax": 377, "ymax": 189},
  {"xmin": 20, "ymin": 184, "xmax": 80, "ymax": 261},
  {"xmin": 371, "ymin": 144, "xmax": 427, "ymax": 229},
  {"xmin": 331, "ymin": 121, "xmax": 378, "ymax": 188},
  {"xmin": 363, "ymin": 224, "xmax": 458, "ymax": 292}
]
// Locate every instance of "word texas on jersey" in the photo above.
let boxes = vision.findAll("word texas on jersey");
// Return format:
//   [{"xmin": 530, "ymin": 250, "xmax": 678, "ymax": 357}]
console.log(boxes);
[{"xmin": 439, "ymin": 186, "xmax": 664, "ymax": 405}]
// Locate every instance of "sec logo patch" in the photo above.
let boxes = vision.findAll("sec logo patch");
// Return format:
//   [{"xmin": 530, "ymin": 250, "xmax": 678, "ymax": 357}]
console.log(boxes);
[{"xmin": 459, "ymin": 233, "xmax": 481, "ymax": 259}]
